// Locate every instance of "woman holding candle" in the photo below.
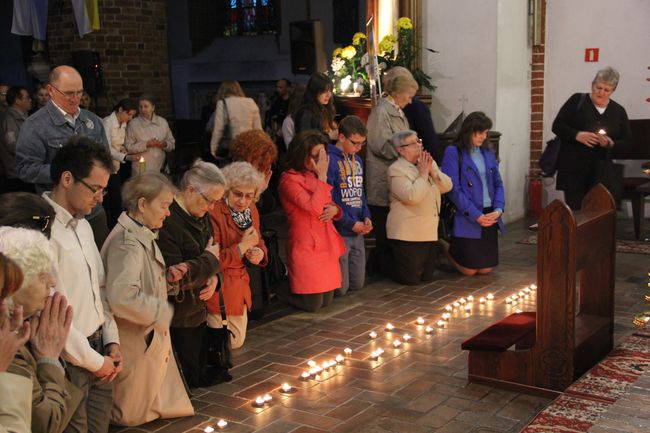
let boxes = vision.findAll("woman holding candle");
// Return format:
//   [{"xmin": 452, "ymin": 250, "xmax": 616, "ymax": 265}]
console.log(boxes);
[
  {"xmin": 553, "ymin": 66, "xmax": 632, "ymax": 210},
  {"xmin": 101, "ymin": 173, "xmax": 193, "ymax": 425},
  {"xmin": 278, "ymin": 130, "xmax": 345, "ymax": 312},
  {"xmin": 441, "ymin": 112, "xmax": 504, "ymax": 277},
  {"xmin": 156, "ymin": 161, "xmax": 226, "ymax": 388},
  {"xmin": 207, "ymin": 161, "xmax": 267, "ymax": 349},
  {"xmin": 125, "ymin": 95, "xmax": 176, "ymax": 176}
]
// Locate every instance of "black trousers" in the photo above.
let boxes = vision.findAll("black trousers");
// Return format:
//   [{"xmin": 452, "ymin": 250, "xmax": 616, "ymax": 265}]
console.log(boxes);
[
  {"xmin": 170, "ymin": 324, "xmax": 208, "ymax": 388},
  {"xmin": 367, "ymin": 205, "xmax": 389, "ymax": 275},
  {"xmin": 103, "ymin": 173, "xmax": 123, "ymax": 230},
  {"xmin": 385, "ymin": 239, "xmax": 437, "ymax": 286}
]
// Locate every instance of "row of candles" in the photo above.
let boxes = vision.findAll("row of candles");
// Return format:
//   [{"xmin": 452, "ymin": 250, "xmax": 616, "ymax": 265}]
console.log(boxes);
[{"xmin": 202, "ymin": 284, "xmax": 537, "ymax": 431}]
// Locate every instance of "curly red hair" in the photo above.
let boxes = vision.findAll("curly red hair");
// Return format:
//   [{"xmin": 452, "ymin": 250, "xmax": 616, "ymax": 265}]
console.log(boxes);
[{"xmin": 230, "ymin": 129, "xmax": 278, "ymax": 174}]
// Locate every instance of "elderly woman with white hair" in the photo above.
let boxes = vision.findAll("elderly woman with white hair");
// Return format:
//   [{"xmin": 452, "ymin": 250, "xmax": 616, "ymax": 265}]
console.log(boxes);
[
  {"xmin": 0, "ymin": 226, "xmax": 80, "ymax": 433},
  {"xmin": 553, "ymin": 66, "xmax": 632, "ymax": 210},
  {"xmin": 207, "ymin": 161, "xmax": 267, "ymax": 349},
  {"xmin": 156, "ymin": 161, "xmax": 225, "ymax": 388},
  {"xmin": 101, "ymin": 173, "xmax": 193, "ymax": 426},
  {"xmin": 384, "ymin": 130, "xmax": 452, "ymax": 285}
]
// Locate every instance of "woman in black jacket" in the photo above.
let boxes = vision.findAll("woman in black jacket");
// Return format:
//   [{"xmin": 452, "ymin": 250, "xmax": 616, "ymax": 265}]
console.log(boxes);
[
  {"xmin": 553, "ymin": 66, "xmax": 632, "ymax": 210},
  {"xmin": 293, "ymin": 72, "xmax": 337, "ymax": 141}
]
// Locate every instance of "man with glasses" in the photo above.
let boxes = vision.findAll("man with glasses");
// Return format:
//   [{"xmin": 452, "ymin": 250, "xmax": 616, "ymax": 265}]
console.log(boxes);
[
  {"xmin": 327, "ymin": 116, "xmax": 373, "ymax": 296},
  {"xmin": 15, "ymin": 65, "xmax": 111, "ymax": 247},
  {"xmin": 0, "ymin": 87, "xmax": 32, "ymax": 193},
  {"xmin": 43, "ymin": 136, "xmax": 121, "ymax": 433}
]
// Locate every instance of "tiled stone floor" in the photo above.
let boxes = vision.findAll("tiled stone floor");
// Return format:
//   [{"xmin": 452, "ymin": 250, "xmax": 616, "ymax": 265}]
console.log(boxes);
[{"xmin": 109, "ymin": 216, "xmax": 649, "ymax": 433}]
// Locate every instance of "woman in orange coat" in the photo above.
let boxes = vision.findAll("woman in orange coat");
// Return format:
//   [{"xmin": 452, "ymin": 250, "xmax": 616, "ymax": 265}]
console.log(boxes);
[
  {"xmin": 279, "ymin": 130, "xmax": 345, "ymax": 312},
  {"xmin": 208, "ymin": 161, "xmax": 267, "ymax": 349}
]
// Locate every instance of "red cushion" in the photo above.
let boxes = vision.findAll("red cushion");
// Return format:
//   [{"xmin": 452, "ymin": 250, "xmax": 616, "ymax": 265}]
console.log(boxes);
[{"xmin": 461, "ymin": 312, "xmax": 536, "ymax": 351}]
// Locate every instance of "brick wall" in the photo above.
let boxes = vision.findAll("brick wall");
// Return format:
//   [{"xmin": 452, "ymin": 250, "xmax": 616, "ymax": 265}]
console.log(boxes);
[
  {"xmin": 47, "ymin": 0, "xmax": 172, "ymax": 119},
  {"xmin": 529, "ymin": 0, "xmax": 546, "ymax": 178}
]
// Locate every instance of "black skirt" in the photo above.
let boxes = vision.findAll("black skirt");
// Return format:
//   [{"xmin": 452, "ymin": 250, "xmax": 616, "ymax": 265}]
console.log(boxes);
[{"xmin": 449, "ymin": 213, "xmax": 499, "ymax": 269}]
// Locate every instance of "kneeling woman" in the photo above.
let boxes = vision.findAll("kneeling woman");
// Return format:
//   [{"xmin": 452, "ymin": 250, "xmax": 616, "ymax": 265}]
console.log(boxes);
[
  {"xmin": 441, "ymin": 112, "xmax": 505, "ymax": 276},
  {"xmin": 101, "ymin": 173, "xmax": 193, "ymax": 426},
  {"xmin": 208, "ymin": 161, "xmax": 267, "ymax": 349},
  {"xmin": 386, "ymin": 130, "xmax": 452, "ymax": 285},
  {"xmin": 279, "ymin": 130, "xmax": 345, "ymax": 312}
]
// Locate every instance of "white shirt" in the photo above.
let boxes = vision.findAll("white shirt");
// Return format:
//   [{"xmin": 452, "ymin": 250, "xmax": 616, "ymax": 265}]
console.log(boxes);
[
  {"xmin": 102, "ymin": 112, "xmax": 127, "ymax": 172},
  {"xmin": 50, "ymin": 99, "xmax": 79, "ymax": 126},
  {"xmin": 43, "ymin": 193, "xmax": 120, "ymax": 372}
]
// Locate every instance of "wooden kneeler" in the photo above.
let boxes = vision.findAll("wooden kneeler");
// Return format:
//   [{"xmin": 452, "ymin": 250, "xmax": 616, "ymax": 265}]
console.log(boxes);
[{"xmin": 464, "ymin": 184, "xmax": 616, "ymax": 397}]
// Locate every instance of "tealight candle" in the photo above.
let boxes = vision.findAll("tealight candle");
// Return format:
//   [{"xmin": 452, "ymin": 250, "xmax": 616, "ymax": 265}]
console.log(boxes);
[
  {"xmin": 403, "ymin": 333, "xmax": 411, "ymax": 341},
  {"xmin": 217, "ymin": 419, "xmax": 228, "ymax": 429},
  {"xmin": 467, "ymin": 295, "xmax": 474, "ymax": 302},
  {"xmin": 512, "ymin": 293, "xmax": 519, "ymax": 300},
  {"xmin": 369, "ymin": 331, "xmax": 377, "ymax": 339},
  {"xmin": 464, "ymin": 304, "xmax": 471, "ymax": 311},
  {"xmin": 416, "ymin": 317, "xmax": 425, "ymax": 325},
  {"xmin": 444, "ymin": 305, "xmax": 453, "ymax": 311},
  {"xmin": 254, "ymin": 396, "xmax": 265, "ymax": 407},
  {"xmin": 524, "ymin": 287, "xmax": 531, "ymax": 294},
  {"xmin": 300, "ymin": 372, "xmax": 310, "ymax": 380},
  {"xmin": 479, "ymin": 297, "xmax": 486, "ymax": 304},
  {"xmin": 530, "ymin": 284, "xmax": 537, "ymax": 290},
  {"xmin": 321, "ymin": 362, "xmax": 329, "ymax": 370},
  {"xmin": 518, "ymin": 291, "xmax": 525, "ymax": 297},
  {"xmin": 385, "ymin": 323, "xmax": 395, "ymax": 331},
  {"xmin": 335, "ymin": 354, "xmax": 344, "ymax": 364},
  {"xmin": 437, "ymin": 320, "xmax": 445, "ymax": 328},
  {"xmin": 393, "ymin": 339, "xmax": 402, "ymax": 348},
  {"xmin": 204, "ymin": 427, "xmax": 215, "ymax": 433},
  {"xmin": 453, "ymin": 301, "xmax": 460, "ymax": 308},
  {"xmin": 505, "ymin": 297, "xmax": 512, "ymax": 304},
  {"xmin": 376, "ymin": 348, "xmax": 384, "ymax": 355},
  {"xmin": 487, "ymin": 293, "xmax": 495, "ymax": 300},
  {"xmin": 344, "ymin": 347, "xmax": 352, "ymax": 355},
  {"xmin": 459, "ymin": 298, "xmax": 466, "ymax": 304},
  {"xmin": 425, "ymin": 326, "xmax": 433, "ymax": 334},
  {"xmin": 281, "ymin": 383, "xmax": 293, "ymax": 393},
  {"xmin": 515, "ymin": 309, "xmax": 522, "ymax": 314},
  {"xmin": 263, "ymin": 394, "xmax": 272, "ymax": 402},
  {"xmin": 442, "ymin": 312, "xmax": 451, "ymax": 320},
  {"xmin": 307, "ymin": 360, "xmax": 316, "ymax": 367},
  {"xmin": 370, "ymin": 351, "xmax": 379, "ymax": 360},
  {"xmin": 598, "ymin": 128, "xmax": 606, "ymax": 135}
]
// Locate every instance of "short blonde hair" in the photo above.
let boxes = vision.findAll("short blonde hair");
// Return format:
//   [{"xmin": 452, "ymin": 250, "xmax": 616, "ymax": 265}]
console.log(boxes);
[
  {"xmin": 383, "ymin": 66, "xmax": 412, "ymax": 91},
  {"xmin": 221, "ymin": 161, "xmax": 265, "ymax": 198},
  {"xmin": 0, "ymin": 227, "xmax": 52, "ymax": 293},
  {"xmin": 386, "ymin": 74, "xmax": 418, "ymax": 96},
  {"xmin": 217, "ymin": 81, "xmax": 245, "ymax": 99},
  {"xmin": 122, "ymin": 173, "xmax": 176, "ymax": 213}
]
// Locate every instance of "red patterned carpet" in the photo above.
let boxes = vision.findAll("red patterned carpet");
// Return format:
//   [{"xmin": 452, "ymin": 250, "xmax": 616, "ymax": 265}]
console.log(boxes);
[{"xmin": 521, "ymin": 333, "xmax": 650, "ymax": 432}]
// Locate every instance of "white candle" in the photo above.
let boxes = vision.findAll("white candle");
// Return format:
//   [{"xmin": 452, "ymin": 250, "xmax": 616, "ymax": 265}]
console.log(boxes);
[
  {"xmin": 263, "ymin": 394, "xmax": 272, "ymax": 402},
  {"xmin": 505, "ymin": 297, "xmax": 512, "ymax": 304},
  {"xmin": 467, "ymin": 295, "xmax": 474, "ymax": 302},
  {"xmin": 217, "ymin": 419, "xmax": 228, "ymax": 429},
  {"xmin": 442, "ymin": 312, "xmax": 451, "ymax": 320},
  {"xmin": 204, "ymin": 427, "xmax": 215, "ymax": 433},
  {"xmin": 416, "ymin": 317, "xmax": 425, "ymax": 325},
  {"xmin": 479, "ymin": 297, "xmax": 486, "ymax": 304},
  {"xmin": 254, "ymin": 396, "xmax": 265, "ymax": 406},
  {"xmin": 138, "ymin": 156, "xmax": 146, "ymax": 174},
  {"xmin": 376, "ymin": 348, "xmax": 384, "ymax": 355},
  {"xmin": 344, "ymin": 348, "xmax": 352, "ymax": 355},
  {"xmin": 444, "ymin": 305, "xmax": 453, "ymax": 311},
  {"xmin": 512, "ymin": 293, "xmax": 519, "ymax": 300},
  {"xmin": 598, "ymin": 128, "xmax": 606, "ymax": 135},
  {"xmin": 281, "ymin": 383, "xmax": 293, "ymax": 393},
  {"xmin": 335, "ymin": 354, "xmax": 344, "ymax": 364},
  {"xmin": 464, "ymin": 304, "xmax": 471, "ymax": 311},
  {"xmin": 393, "ymin": 339, "xmax": 402, "ymax": 348},
  {"xmin": 425, "ymin": 326, "xmax": 433, "ymax": 334},
  {"xmin": 403, "ymin": 333, "xmax": 411, "ymax": 341},
  {"xmin": 307, "ymin": 360, "xmax": 316, "ymax": 367},
  {"xmin": 369, "ymin": 331, "xmax": 377, "ymax": 339},
  {"xmin": 515, "ymin": 309, "xmax": 522, "ymax": 314},
  {"xmin": 437, "ymin": 320, "xmax": 445, "ymax": 328},
  {"xmin": 459, "ymin": 298, "xmax": 466, "ymax": 304},
  {"xmin": 453, "ymin": 301, "xmax": 460, "ymax": 308},
  {"xmin": 530, "ymin": 284, "xmax": 537, "ymax": 290},
  {"xmin": 385, "ymin": 323, "xmax": 395, "ymax": 331},
  {"xmin": 370, "ymin": 351, "xmax": 379, "ymax": 360},
  {"xmin": 523, "ymin": 287, "xmax": 531, "ymax": 294},
  {"xmin": 487, "ymin": 293, "xmax": 495, "ymax": 300},
  {"xmin": 300, "ymin": 372, "xmax": 310, "ymax": 380}
]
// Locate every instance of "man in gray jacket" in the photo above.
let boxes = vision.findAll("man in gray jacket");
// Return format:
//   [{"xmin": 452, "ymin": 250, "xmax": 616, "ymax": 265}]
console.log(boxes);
[
  {"xmin": 0, "ymin": 86, "xmax": 32, "ymax": 192},
  {"xmin": 16, "ymin": 65, "xmax": 111, "ymax": 246}
]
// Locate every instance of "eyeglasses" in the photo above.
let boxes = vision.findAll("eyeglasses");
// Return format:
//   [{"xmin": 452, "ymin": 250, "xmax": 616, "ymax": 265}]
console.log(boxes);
[
  {"xmin": 230, "ymin": 189, "xmax": 256, "ymax": 201},
  {"xmin": 400, "ymin": 138, "xmax": 423, "ymax": 148},
  {"xmin": 32, "ymin": 215, "xmax": 51, "ymax": 232},
  {"xmin": 197, "ymin": 189, "xmax": 219, "ymax": 206},
  {"xmin": 50, "ymin": 84, "xmax": 84, "ymax": 100},
  {"xmin": 347, "ymin": 137, "xmax": 366, "ymax": 147},
  {"xmin": 74, "ymin": 176, "xmax": 108, "ymax": 197}
]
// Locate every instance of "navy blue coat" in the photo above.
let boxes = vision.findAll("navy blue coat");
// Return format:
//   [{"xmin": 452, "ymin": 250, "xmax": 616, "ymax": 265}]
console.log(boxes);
[{"xmin": 441, "ymin": 144, "xmax": 505, "ymax": 239}]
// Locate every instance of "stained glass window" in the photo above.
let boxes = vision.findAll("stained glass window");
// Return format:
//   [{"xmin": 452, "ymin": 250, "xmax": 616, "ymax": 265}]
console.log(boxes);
[{"xmin": 223, "ymin": 0, "xmax": 278, "ymax": 37}]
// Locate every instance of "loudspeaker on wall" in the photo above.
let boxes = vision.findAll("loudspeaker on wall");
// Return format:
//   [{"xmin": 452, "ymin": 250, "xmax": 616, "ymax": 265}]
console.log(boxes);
[{"xmin": 289, "ymin": 20, "xmax": 326, "ymax": 75}]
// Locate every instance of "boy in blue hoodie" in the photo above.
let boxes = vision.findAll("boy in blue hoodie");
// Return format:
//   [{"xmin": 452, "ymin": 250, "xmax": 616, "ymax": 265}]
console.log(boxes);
[{"xmin": 327, "ymin": 115, "xmax": 372, "ymax": 296}]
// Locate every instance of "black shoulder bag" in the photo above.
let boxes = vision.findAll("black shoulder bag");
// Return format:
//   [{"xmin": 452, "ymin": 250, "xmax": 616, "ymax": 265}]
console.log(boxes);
[
  {"xmin": 438, "ymin": 146, "xmax": 462, "ymax": 241},
  {"xmin": 204, "ymin": 280, "xmax": 234, "ymax": 383}
]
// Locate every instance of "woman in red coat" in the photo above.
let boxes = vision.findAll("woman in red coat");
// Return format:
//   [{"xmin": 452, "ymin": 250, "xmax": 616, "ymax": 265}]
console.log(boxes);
[
  {"xmin": 279, "ymin": 130, "xmax": 345, "ymax": 312},
  {"xmin": 208, "ymin": 162, "xmax": 268, "ymax": 349}
]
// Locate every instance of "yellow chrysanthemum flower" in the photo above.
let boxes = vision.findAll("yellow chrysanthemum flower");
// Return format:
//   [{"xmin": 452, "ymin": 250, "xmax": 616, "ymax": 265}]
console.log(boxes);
[
  {"xmin": 341, "ymin": 45, "xmax": 357, "ymax": 60},
  {"xmin": 397, "ymin": 17, "xmax": 413, "ymax": 30},
  {"xmin": 378, "ymin": 35, "xmax": 396, "ymax": 54},
  {"xmin": 332, "ymin": 47, "xmax": 343, "ymax": 58},
  {"xmin": 352, "ymin": 32, "xmax": 366, "ymax": 46}
]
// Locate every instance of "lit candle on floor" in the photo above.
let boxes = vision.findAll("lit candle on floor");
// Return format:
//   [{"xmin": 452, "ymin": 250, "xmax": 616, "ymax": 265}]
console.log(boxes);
[
  {"xmin": 505, "ymin": 297, "xmax": 512, "ymax": 304},
  {"xmin": 307, "ymin": 360, "xmax": 316, "ymax": 368},
  {"xmin": 512, "ymin": 293, "xmax": 519, "ymax": 300},
  {"xmin": 467, "ymin": 295, "xmax": 474, "ymax": 302},
  {"xmin": 344, "ymin": 348, "xmax": 352, "ymax": 355},
  {"xmin": 464, "ymin": 304, "xmax": 471, "ymax": 312},
  {"xmin": 385, "ymin": 323, "xmax": 395, "ymax": 331},
  {"xmin": 459, "ymin": 298, "xmax": 466, "ymax": 304},
  {"xmin": 416, "ymin": 317, "xmax": 425, "ymax": 325},
  {"xmin": 376, "ymin": 348, "xmax": 384, "ymax": 355},
  {"xmin": 300, "ymin": 372, "xmax": 310, "ymax": 380},
  {"xmin": 530, "ymin": 284, "xmax": 537, "ymax": 290},
  {"xmin": 263, "ymin": 394, "xmax": 272, "ymax": 403},
  {"xmin": 370, "ymin": 351, "xmax": 379, "ymax": 360},
  {"xmin": 254, "ymin": 396, "xmax": 265, "ymax": 407},
  {"xmin": 487, "ymin": 293, "xmax": 495, "ymax": 300},
  {"xmin": 453, "ymin": 301, "xmax": 460, "ymax": 308},
  {"xmin": 281, "ymin": 383, "xmax": 293, "ymax": 393},
  {"xmin": 403, "ymin": 333, "xmax": 412, "ymax": 341},
  {"xmin": 442, "ymin": 312, "xmax": 451, "ymax": 320},
  {"xmin": 479, "ymin": 297, "xmax": 486, "ymax": 304},
  {"xmin": 204, "ymin": 427, "xmax": 215, "ymax": 433},
  {"xmin": 515, "ymin": 309, "xmax": 522, "ymax": 314},
  {"xmin": 335, "ymin": 354, "xmax": 344, "ymax": 364},
  {"xmin": 437, "ymin": 320, "xmax": 446, "ymax": 328},
  {"xmin": 524, "ymin": 287, "xmax": 531, "ymax": 294},
  {"xmin": 217, "ymin": 419, "xmax": 228, "ymax": 429},
  {"xmin": 425, "ymin": 326, "xmax": 433, "ymax": 334},
  {"xmin": 369, "ymin": 331, "xmax": 377, "ymax": 339},
  {"xmin": 444, "ymin": 305, "xmax": 453, "ymax": 311},
  {"xmin": 393, "ymin": 339, "xmax": 402, "ymax": 348}
]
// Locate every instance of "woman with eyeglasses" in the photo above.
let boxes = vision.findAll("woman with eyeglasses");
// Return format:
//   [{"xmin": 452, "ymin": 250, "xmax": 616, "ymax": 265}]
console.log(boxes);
[
  {"xmin": 365, "ymin": 73, "xmax": 419, "ymax": 275},
  {"xmin": 279, "ymin": 130, "xmax": 345, "ymax": 312},
  {"xmin": 125, "ymin": 94, "xmax": 175, "ymax": 176},
  {"xmin": 0, "ymin": 192, "xmax": 55, "ymax": 239},
  {"xmin": 441, "ymin": 112, "xmax": 505, "ymax": 276},
  {"xmin": 155, "ymin": 161, "xmax": 227, "ymax": 388},
  {"xmin": 384, "ymin": 130, "xmax": 452, "ymax": 285},
  {"xmin": 294, "ymin": 73, "xmax": 338, "ymax": 141},
  {"xmin": 101, "ymin": 173, "xmax": 193, "ymax": 426},
  {"xmin": 207, "ymin": 162, "xmax": 267, "ymax": 349}
]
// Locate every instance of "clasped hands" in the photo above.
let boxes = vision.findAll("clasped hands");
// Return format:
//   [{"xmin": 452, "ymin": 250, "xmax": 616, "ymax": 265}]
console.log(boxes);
[
  {"xmin": 576, "ymin": 131, "xmax": 613, "ymax": 148},
  {"xmin": 476, "ymin": 211, "xmax": 501, "ymax": 227}
]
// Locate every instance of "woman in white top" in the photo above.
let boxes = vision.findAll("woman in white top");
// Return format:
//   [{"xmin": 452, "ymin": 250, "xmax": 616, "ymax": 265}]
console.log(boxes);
[
  {"xmin": 125, "ymin": 95, "xmax": 175, "ymax": 175},
  {"xmin": 209, "ymin": 81, "xmax": 262, "ymax": 159}
]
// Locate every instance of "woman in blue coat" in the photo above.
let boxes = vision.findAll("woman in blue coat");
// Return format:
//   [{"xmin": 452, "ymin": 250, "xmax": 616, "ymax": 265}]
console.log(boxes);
[{"xmin": 441, "ymin": 112, "xmax": 504, "ymax": 276}]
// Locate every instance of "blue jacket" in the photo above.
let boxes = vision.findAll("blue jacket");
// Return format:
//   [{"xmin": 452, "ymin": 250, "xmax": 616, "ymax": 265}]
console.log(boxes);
[
  {"xmin": 16, "ymin": 100, "xmax": 109, "ymax": 193},
  {"xmin": 327, "ymin": 145, "xmax": 371, "ymax": 237},
  {"xmin": 441, "ymin": 144, "xmax": 505, "ymax": 239}
]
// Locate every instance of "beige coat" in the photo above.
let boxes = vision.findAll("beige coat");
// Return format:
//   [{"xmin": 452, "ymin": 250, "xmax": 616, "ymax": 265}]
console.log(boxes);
[
  {"xmin": 101, "ymin": 213, "xmax": 193, "ymax": 426},
  {"xmin": 387, "ymin": 157, "xmax": 452, "ymax": 242},
  {"xmin": 0, "ymin": 372, "xmax": 32, "ymax": 433},
  {"xmin": 6, "ymin": 347, "xmax": 82, "ymax": 433},
  {"xmin": 366, "ymin": 98, "xmax": 409, "ymax": 207},
  {"xmin": 124, "ymin": 114, "xmax": 175, "ymax": 175},
  {"xmin": 209, "ymin": 96, "xmax": 262, "ymax": 155}
]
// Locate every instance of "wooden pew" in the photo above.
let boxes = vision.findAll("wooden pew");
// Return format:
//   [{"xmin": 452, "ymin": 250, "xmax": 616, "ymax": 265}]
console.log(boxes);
[{"xmin": 463, "ymin": 184, "xmax": 616, "ymax": 397}]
